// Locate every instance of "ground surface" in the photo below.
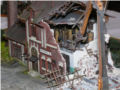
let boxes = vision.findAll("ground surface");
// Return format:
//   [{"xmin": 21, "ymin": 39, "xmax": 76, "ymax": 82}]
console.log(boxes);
[{"xmin": 1, "ymin": 63, "xmax": 49, "ymax": 90}]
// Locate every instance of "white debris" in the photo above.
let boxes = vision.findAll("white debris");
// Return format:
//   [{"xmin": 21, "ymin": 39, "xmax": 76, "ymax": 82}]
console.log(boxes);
[
  {"xmin": 108, "ymin": 49, "xmax": 114, "ymax": 67},
  {"xmin": 58, "ymin": 22, "xmax": 120, "ymax": 89},
  {"xmin": 105, "ymin": 34, "xmax": 110, "ymax": 43},
  {"xmin": 68, "ymin": 17, "xmax": 76, "ymax": 22},
  {"xmin": 28, "ymin": 70, "xmax": 40, "ymax": 77}
]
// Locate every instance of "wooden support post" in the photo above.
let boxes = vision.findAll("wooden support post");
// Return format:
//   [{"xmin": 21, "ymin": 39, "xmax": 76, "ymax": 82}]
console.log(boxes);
[
  {"xmin": 55, "ymin": 30, "xmax": 59, "ymax": 43},
  {"xmin": 51, "ymin": 66, "xmax": 59, "ymax": 86},
  {"xmin": 57, "ymin": 66, "xmax": 63, "ymax": 85},
  {"xmin": 49, "ymin": 65, "xmax": 54, "ymax": 89},
  {"xmin": 75, "ymin": 28, "xmax": 79, "ymax": 34},
  {"xmin": 62, "ymin": 30, "xmax": 65, "ymax": 41},
  {"xmin": 46, "ymin": 75, "xmax": 51, "ymax": 90},
  {"xmin": 80, "ymin": 1, "xmax": 92, "ymax": 35},
  {"xmin": 64, "ymin": 30, "xmax": 67, "ymax": 41},
  {"xmin": 68, "ymin": 29, "xmax": 72, "ymax": 40}
]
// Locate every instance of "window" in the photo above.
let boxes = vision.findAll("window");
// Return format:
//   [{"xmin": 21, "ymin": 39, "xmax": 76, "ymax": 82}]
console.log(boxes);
[
  {"xmin": 31, "ymin": 47, "xmax": 37, "ymax": 57},
  {"xmin": 31, "ymin": 24, "xmax": 36, "ymax": 37},
  {"xmin": 42, "ymin": 60, "xmax": 46, "ymax": 68},
  {"xmin": 13, "ymin": 44, "xmax": 22, "ymax": 59}
]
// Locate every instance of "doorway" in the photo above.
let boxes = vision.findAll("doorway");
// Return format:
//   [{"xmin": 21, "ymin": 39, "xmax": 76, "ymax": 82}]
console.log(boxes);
[
  {"xmin": 62, "ymin": 53, "xmax": 70, "ymax": 73},
  {"xmin": 31, "ymin": 47, "xmax": 38, "ymax": 71}
]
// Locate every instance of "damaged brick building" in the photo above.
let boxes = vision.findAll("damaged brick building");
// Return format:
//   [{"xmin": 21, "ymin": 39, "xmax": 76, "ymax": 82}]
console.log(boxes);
[{"xmin": 6, "ymin": 1, "xmax": 102, "ymax": 75}]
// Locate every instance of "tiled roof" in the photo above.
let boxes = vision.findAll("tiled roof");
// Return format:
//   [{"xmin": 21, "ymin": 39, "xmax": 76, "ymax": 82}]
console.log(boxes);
[
  {"xmin": 49, "ymin": 11, "xmax": 83, "ymax": 25},
  {"xmin": 6, "ymin": 23, "xmax": 26, "ymax": 44},
  {"xmin": 19, "ymin": 1, "xmax": 66, "ymax": 22},
  {"xmin": 32, "ymin": 1, "xmax": 66, "ymax": 23}
]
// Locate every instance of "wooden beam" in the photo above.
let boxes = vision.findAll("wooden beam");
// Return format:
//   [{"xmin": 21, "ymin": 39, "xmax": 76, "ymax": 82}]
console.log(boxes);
[
  {"xmin": 54, "ymin": 30, "xmax": 59, "ymax": 43},
  {"xmin": 44, "ymin": 69, "xmax": 60, "ymax": 76},
  {"xmin": 44, "ymin": 75, "xmax": 63, "ymax": 83},
  {"xmin": 47, "ymin": 75, "xmax": 85, "ymax": 88},
  {"xmin": 68, "ymin": 29, "xmax": 72, "ymax": 40},
  {"xmin": 80, "ymin": 1, "xmax": 92, "ymax": 35}
]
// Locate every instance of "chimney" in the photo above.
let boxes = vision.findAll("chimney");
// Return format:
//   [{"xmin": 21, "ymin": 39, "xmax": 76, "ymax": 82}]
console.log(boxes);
[{"xmin": 8, "ymin": 1, "xmax": 17, "ymax": 28}]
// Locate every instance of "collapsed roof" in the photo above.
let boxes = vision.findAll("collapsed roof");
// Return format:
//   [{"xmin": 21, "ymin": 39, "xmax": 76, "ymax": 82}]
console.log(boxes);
[
  {"xmin": 19, "ymin": 1, "xmax": 66, "ymax": 22},
  {"xmin": 9, "ymin": 1, "xmax": 120, "ymax": 45},
  {"xmin": 19, "ymin": 1, "xmax": 120, "ymax": 25},
  {"xmin": 18, "ymin": 1, "xmax": 87, "ymax": 24}
]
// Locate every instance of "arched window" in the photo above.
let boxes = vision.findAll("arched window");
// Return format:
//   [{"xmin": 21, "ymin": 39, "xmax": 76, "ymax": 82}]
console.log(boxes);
[{"xmin": 31, "ymin": 47, "xmax": 37, "ymax": 57}]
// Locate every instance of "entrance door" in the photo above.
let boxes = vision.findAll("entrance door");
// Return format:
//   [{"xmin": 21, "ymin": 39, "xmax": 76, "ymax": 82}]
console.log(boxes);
[
  {"xmin": 62, "ymin": 54, "xmax": 70, "ymax": 73},
  {"xmin": 32, "ymin": 61, "xmax": 38, "ymax": 71}
]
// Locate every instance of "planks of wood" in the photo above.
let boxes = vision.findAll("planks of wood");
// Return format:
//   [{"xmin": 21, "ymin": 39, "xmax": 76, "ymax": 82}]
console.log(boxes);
[{"xmin": 80, "ymin": 1, "xmax": 92, "ymax": 35}]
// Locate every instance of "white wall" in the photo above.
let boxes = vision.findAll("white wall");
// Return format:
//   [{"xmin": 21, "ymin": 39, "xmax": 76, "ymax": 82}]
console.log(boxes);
[
  {"xmin": 60, "ymin": 50, "xmax": 74, "ymax": 68},
  {"xmin": 60, "ymin": 23, "xmax": 99, "ymax": 78}
]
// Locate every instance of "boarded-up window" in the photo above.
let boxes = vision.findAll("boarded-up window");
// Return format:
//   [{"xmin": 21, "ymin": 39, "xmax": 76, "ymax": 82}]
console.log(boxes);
[{"xmin": 13, "ymin": 44, "xmax": 22, "ymax": 59}]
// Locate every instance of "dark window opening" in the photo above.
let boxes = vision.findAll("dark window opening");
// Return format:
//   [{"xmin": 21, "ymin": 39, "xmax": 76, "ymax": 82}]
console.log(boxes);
[
  {"xmin": 48, "ymin": 62, "xmax": 51, "ymax": 70},
  {"xmin": 31, "ymin": 24, "xmax": 36, "ymax": 37},
  {"xmin": 42, "ymin": 60, "xmax": 46, "ymax": 68}
]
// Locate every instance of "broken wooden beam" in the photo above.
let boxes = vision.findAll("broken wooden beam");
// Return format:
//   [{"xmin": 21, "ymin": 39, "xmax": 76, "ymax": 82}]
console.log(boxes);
[
  {"xmin": 43, "ymin": 69, "xmax": 60, "ymax": 76},
  {"xmin": 80, "ymin": 1, "xmax": 92, "ymax": 35}
]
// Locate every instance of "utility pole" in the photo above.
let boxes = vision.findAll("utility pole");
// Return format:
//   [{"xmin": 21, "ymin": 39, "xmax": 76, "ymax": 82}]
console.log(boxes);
[{"xmin": 94, "ymin": 1, "xmax": 109, "ymax": 90}]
